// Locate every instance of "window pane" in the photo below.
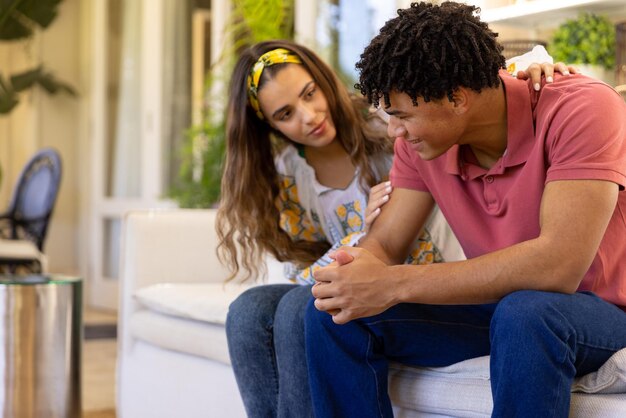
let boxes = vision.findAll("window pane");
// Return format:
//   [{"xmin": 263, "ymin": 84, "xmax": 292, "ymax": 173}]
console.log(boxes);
[
  {"xmin": 161, "ymin": 0, "xmax": 196, "ymax": 192},
  {"xmin": 161, "ymin": 0, "xmax": 214, "ymax": 193},
  {"xmin": 316, "ymin": 0, "xmax": 398, "ymax": 86},
  {"xmin": 105, "ymin": 0, "xmax": 142, "ymax": 198}
]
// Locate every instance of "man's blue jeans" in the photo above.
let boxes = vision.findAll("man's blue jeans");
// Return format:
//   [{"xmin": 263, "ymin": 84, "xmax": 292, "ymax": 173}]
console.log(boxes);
[
  {"xmin": 304, "ymin": 290, "xmax": 626, "ymax": 418},
  {"xmin": 226, "ymin": 284, "xmax": 314, "ymax": 418}
]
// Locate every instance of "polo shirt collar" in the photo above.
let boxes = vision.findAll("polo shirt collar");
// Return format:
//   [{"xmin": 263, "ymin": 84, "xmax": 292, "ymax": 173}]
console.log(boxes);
[
  {"xmin": 500, "ymin": 71, "xmax": 536, "ymax": 168},
  {"xmin": 445, "ymin": 144, "xmax": 487, "ymax": 180},
  {"xmin": 445, "ymin": 71, "xmax": 536, "ymax": 177},
  {"xmin": 445, "ymin": 145, "xmax": 462, "ymax": 175}
]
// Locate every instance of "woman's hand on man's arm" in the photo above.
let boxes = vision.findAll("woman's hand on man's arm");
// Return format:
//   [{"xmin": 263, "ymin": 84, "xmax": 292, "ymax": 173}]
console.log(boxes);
[
  {"xmin": 516, "ymin": 62, "xmax": 579, "ymax": 90},
  {"xmin": 365, "ymin": 181, "xmax": 392, "ymax": 231}
]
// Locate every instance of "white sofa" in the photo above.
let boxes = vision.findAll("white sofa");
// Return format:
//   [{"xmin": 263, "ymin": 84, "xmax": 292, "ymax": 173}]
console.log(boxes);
[{"xmin": 117, "ymin": 209, "xmax": 626, "ymax": 418}]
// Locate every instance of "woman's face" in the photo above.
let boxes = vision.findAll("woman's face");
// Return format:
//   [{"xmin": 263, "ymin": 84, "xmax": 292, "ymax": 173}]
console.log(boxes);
[{"xmin": 257, "ymin": 64, "xmax": 337, "ymax": 148}]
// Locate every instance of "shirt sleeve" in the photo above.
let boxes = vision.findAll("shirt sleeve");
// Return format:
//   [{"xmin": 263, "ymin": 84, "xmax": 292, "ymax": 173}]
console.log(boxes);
[
  {"xmin": 543, "ymin": 82, "xmax": 626, "ymax": 190},
  {"xmin": 389, "ymin": 138, "xmax": 430, "ymax": 192}
]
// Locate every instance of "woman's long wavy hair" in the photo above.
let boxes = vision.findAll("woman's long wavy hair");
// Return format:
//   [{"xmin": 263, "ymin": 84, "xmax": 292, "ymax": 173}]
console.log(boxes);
[{"xmin": 216, "ymin": 39, "xmax": 392, "ymax": 282}]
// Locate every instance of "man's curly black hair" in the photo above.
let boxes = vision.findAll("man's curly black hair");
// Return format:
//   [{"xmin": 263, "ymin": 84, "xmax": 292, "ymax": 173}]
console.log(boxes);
[{"xmin": 355, "ymin": 1, "xmax": 506, "ymax": 108}]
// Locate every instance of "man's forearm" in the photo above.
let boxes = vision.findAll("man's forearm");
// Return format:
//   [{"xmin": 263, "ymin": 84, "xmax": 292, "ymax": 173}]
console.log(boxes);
[
  {"xmin": 358, "ymin": 234, "xmax": 405, "ymax": 265},
  {"xmin": 386, "ymin": 180, "xmax": 616, "ymax": 305},
  {"xmin": 357, "ymin": 188, "xmax": 435, "ymax": 266},
  {"xmin": 388, "ymin": 236, "xmax": 580, "ymax": 306}
]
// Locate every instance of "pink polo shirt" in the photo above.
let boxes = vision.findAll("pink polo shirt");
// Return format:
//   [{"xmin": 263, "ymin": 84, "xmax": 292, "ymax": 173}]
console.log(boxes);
[{"xmin": 390, "ymin": 71, "xmax": 626, "ymax": 308}]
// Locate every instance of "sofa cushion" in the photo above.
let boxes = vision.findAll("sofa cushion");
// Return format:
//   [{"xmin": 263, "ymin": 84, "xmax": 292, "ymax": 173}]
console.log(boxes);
[
  {"xmin": 133, "ymin": 282, "xmax": 626, "ymax": 415},
  {"xmin": 389, "ymin": 357, "xmax": 493, "ymax": 417},
  {"xmin": 390, "ymin": 349, "xmax": 626, "ymax": 416},
  {"xmin": 129, "ymin": 309, "xmax": 232, "ymax": 365},
  {"xmin": 134, "ymin": 282, "xmax": 253, "ymax": 325},
  {"xmin": 573, "ymin": 348, "xmax": 626, "ymax": 394}
]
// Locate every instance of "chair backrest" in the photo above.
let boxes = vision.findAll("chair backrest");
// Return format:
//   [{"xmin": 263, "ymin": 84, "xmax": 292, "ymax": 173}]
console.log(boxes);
[{"xmin": 4, "ymin": 148, "xmax": 62, "ymax": 251}]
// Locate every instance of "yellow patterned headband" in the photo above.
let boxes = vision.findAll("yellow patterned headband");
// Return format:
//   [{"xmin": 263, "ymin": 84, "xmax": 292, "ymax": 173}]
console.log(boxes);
[{"xmin": 247, "ymin": 48, "xmax": 302, "ymax": 119}]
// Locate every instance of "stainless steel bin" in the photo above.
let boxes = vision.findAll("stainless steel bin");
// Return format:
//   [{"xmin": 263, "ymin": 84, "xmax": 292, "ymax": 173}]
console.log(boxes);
[{"xmin": 0, "ymin": 275, "xmax": 82, "ymax": 418}]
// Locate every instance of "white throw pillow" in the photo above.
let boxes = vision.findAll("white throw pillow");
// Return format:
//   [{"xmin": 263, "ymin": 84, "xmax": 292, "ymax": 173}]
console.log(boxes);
[{"xmin": 134, "ymin": 282, "xmax": 254, "ymax": 325}]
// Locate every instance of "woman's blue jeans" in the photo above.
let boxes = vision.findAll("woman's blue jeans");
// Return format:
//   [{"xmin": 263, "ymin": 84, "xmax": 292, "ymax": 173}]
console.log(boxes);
[
  {"xmin": 226, "ymin": 284, "xmax": 314, "ymax": 418},
  {"xmin": 304, "ymin": 290, "xmax": 626, "ymax": 418}
]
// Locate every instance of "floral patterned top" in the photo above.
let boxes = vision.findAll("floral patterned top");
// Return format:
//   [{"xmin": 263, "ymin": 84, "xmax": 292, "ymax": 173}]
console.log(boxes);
[{"xmin": 274, "ymin": 144, "xmax": 443, "ymax": 284}]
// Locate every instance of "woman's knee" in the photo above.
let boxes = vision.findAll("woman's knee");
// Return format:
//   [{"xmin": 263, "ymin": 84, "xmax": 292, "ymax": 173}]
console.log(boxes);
[
  {"xmin": 226, "ymin": 284, "xmax": 296, "ymax": 336},
  {"xmin": 274, "ymin": 285, "xmax": 313, "ymax": 333}
]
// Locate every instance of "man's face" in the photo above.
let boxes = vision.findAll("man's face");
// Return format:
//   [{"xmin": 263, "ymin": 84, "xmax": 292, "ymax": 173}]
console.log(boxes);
[{"xmin": 384, "ymin": 91, "xmax": 465, "ymax": 160}]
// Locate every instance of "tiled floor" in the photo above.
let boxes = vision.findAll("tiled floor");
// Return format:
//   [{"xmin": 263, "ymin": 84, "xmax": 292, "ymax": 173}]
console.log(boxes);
[{"xmin": 83, "ymin": 307, "xmax": 118, "ymax": 417}]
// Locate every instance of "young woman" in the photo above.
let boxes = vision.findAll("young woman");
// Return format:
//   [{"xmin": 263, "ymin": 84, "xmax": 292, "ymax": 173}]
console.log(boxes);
[
  {"xmin": 217, "ymin": 39, "xmax": 448, "ymax": 418},
  {"xmin": 216, "ymin": 39, "xmax": 574, "ymax": 417}
]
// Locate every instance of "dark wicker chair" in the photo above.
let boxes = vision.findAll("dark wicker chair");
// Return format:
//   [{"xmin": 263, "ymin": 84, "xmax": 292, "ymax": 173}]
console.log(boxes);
[{"xmin": 0, "ymin": 148, "xmax": 62, "ymax": 273}]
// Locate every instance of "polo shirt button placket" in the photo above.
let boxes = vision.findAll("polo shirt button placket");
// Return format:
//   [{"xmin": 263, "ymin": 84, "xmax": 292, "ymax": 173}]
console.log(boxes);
[{"xmin": 483, "ymin": 175, "xmax": 498, "ymax": 210}]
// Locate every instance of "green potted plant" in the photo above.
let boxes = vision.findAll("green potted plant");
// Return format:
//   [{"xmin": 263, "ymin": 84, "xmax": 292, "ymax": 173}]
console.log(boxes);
[{"xmin": 548, "ymin": 12, "xmax": 616, "ymax": 85}]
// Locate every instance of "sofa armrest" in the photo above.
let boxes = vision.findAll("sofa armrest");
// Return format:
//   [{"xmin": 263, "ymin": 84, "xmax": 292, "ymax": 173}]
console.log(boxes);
[
  {"xmin": 118, "ymin": 208, "xmax": 287, "ymax": 316},
  {"xmin": 120, "ymin": 209, "xmax": 229, "ymax": 291},
  {"xmin": 118, "ymin": 209, "xmax": 231, "ymax": 359}
]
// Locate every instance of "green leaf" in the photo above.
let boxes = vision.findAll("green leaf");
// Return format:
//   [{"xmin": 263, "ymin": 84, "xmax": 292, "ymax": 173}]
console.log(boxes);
[
  {"xmin": 9, "ymin": 66, "xmax": 42, "ymax": 91},
  {"xmin": 0, "ymin": 0, "xmax": 63, "ymax": 41},
  {"xmin": 0, "ymin": 0, "xmax": 31, "ymax": 40},
  {"xmin": 0, "ymin": 74, "xmax": 19, "ymax": 114},
  {"xmin": 9, "ymin": 65, "xmax": 77, "ymax": 95},
  {"xmin": 15, "ymin": 0, "xmax": 62, "ymax": 29},
  {"xmin": 36, "ymin": 71, "xmax": 77, "ymax": 95},
  {"xmin": 0, "ymin": 0, "xmax": 21, "ymax": 31},
  {"xmin": 0, "ymin": 66, "xmax": 76, "ymax": 115}
]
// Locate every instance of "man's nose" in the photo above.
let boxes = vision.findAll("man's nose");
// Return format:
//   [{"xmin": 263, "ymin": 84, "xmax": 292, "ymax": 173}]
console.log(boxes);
[{"xmin": 387, "ymin": 118, "xmax": 407, "ymax": 138}]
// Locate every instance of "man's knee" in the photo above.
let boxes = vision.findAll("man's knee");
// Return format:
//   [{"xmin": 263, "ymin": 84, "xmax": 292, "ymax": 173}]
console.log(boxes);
[
  {"xmin": 304, "ymin": 296, "xmax": 334, "ymax": 332},
  {"xmin": 491, "ymin": 290, "xmax": 572, "ymax": 339}
]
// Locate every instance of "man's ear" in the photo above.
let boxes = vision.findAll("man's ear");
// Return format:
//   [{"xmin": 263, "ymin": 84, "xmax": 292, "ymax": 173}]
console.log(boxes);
[{"xmin": 450, "ymin": 88, "xmax": 470, "ymax": 115}]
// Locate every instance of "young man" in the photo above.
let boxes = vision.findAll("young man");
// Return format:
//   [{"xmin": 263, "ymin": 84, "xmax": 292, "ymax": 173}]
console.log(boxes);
[{"xmin": 304, "ymin": 2, "xmax": 626, "ymax": 417}]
